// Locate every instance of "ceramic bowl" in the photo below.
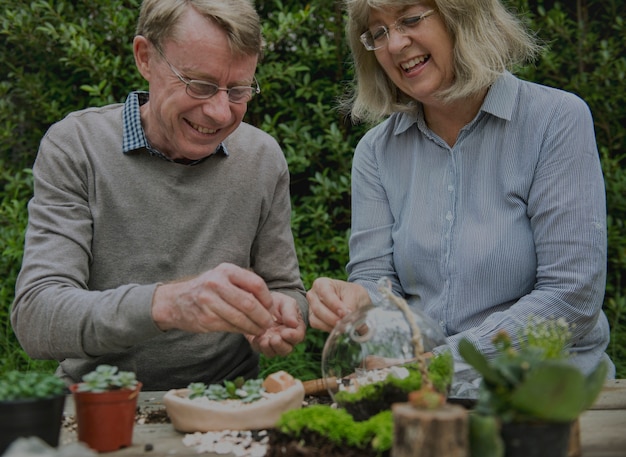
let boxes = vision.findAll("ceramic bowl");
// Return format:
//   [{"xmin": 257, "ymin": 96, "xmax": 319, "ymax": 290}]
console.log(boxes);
[{"xmin": 163, "ymin": 380, "xmax": 305, "ymax": 432}]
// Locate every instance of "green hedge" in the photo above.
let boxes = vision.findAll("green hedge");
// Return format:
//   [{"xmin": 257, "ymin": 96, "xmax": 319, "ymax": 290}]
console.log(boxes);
[{"xmin": 1, "ymin": 0, "xmax": 625, "ymax": 378}]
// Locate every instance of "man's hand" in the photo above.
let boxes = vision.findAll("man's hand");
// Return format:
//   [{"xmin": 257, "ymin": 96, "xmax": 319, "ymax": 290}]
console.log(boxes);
[
  {"xmin": 245, "ymin": 292, "xmax": 306, "ymax": 357},
  {"xmin": 151, "ymin": 263, "xmax": 276, "ymax": 336}
]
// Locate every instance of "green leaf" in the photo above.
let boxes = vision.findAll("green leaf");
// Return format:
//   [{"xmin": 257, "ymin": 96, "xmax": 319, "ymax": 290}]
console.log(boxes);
[
  {"xmin": 580, "ymin": 360, "xmax": 609, "ymax": 411},
  {"xmin": 509, "ymin": 361, "xmax": 586, "ymax": 421},
  {"xmin": 459, "ymin": 339, "xmax": 506, "ymax": 386},
  {"xmin": 469, "ymin": 413, "xmax": 505, "ymax": 457}
]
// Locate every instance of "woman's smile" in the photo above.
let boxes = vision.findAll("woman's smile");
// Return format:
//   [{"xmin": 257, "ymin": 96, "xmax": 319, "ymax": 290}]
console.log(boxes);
[{"xmin": 400, "ymin": 54, "xmax": 431, "ymax": 73}]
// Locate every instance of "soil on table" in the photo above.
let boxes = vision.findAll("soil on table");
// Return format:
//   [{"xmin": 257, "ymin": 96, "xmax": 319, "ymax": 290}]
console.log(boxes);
[
  {"xmin": 137, "ymin": 407, "xmax": 170, "ymax": 424},
  {"xmin": 265, "ymin": 429, "xmax": 390, "ymax": 457}
]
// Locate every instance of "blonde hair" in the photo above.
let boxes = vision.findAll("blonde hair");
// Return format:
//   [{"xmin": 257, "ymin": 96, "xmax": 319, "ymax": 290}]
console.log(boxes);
[
  {"xmin": 136, "ymin": 0, "xmax": 263, "ymax": 56},
  {"xmin": 343, "ymin": 0, "xmax": 542, "ymax": 124}
]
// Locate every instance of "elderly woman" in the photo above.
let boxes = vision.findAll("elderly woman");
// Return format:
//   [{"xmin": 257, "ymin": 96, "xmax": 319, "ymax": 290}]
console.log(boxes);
[{"xmin": 307, "ymin": 0, "xmax": 614, "ymax": 378}]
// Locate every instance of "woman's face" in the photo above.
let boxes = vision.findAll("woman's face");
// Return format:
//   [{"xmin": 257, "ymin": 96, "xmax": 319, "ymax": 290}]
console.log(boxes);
[{"xmin": 368, "ymin": 5, "xmax": 455, "ymax": 105}]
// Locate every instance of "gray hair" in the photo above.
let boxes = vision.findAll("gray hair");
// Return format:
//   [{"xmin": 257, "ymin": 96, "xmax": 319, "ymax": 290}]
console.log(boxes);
[
  {"xmin": 343, "ymin": 0, "xmax": 543, "ymax": 124},
  {"xmin": 136, "ymin": 0, "xmax": 263, "ymax": 56}
]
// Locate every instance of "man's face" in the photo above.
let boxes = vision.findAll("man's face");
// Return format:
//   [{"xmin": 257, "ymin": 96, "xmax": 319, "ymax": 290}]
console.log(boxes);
[{"xmin": 134, "ymin": 7, "xmax": 258, "ymax": 162}]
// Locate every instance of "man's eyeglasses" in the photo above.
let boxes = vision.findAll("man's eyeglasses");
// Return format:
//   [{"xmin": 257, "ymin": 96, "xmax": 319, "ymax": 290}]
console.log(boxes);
[
  {"xmin": 360, "ymin": 9, "xmax": 436, "ymax": 51},
  {"xmin": 156, "ymin": 47, "xmax": 260, "ymax": 104}
]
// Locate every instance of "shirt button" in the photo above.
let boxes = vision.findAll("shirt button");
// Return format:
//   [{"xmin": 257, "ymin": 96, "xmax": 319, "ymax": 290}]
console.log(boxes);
[{"xmin": 446, "ymin": 211, "xmax": 453, "ymax": 221}]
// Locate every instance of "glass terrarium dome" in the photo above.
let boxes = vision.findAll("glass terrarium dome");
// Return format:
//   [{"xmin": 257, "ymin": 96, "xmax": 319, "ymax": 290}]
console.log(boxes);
[{"xmin": 321, "ymin": 280, "xmax": 451, "ymax": 418}]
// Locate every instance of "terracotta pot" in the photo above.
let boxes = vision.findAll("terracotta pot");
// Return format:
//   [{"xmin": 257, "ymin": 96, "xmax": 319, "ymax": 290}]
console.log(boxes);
[
  {"xmin": 501, "ymin": 420, "xmax": 572, "ymax": 457},
  {"xmin": 70, "ymin": 382, "xmax": 142, "ymax": 452},
  {"xmin": 0, "ymin": 395, "xmax": 66, "ymax": 453}
]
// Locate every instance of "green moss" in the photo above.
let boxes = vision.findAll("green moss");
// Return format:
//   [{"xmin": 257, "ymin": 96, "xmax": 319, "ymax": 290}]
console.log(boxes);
[
  {"xmin": 366, "ymin": 410, "xmax": 394, "ymax": 452},
  {"xmin": 334, "ymin": 365, "xmax": 421, "ymax": 405},
  {"xmin": 334, "ymin": 352, "xmax": 454, "ymax": 405},
  {"xmin": 428, "ymin": 351, "xmax": 454, "ymax": 392},
  {"xmin": 275, "ymin": 405, "xmax": 393, "ymax": 453}
]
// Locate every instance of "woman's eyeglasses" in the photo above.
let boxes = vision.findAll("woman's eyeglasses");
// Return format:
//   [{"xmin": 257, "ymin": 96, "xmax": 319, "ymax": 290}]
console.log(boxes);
[{"xmin": 360, "ymin": 9, "xmax": 436, "ymax": 51}]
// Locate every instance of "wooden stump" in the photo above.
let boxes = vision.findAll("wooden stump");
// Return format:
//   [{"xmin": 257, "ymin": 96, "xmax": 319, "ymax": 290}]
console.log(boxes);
[
  {"xmin": 568, "ymin": 418, "xmax": 581, "ymax": 457},
  {"xmin": 392, "ymin": 403, "xmax": 469, "ymax": 457}
]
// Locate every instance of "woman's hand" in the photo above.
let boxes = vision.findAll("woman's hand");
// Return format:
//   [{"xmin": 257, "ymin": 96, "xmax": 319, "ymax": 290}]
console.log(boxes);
[{"xmin": 306, "ymin": 278, "xmax": 371, "ymax": 332}]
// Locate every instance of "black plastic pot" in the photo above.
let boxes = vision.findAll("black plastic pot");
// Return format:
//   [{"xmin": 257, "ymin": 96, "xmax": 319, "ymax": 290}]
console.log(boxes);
[
  {"xmin": 0, "ymin": 395, "xmax": 66, "ymax": 453},
  {"xmin": 501, "ymin": 420, "xmax": 572, "ymax": 457}
]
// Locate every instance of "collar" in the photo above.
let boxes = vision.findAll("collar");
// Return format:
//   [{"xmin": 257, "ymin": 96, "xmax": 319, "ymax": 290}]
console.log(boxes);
[
  {"xmin": 121, "ymin": 91, "xmax": 228, "ymax": 165},
  {"xmin": 392, "ymin": 71, "xmax": 520, "ymax": 136}
]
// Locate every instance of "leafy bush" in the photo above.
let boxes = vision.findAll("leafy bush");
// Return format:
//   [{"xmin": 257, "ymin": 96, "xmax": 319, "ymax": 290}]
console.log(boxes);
[
  {"xmin": 0, "ymin": 0, "xmax": 143, "ymax": 168},
  {"xmin": 1, "ymin": 0, "xmax": 625, "ymax": 380},
  {"xmin": 0, "ymin": 165, "xmax": 56, "ymax": 373},
  {"xmin": 253, "ymin": 0, "xmax": 368, "ymax": 286}
]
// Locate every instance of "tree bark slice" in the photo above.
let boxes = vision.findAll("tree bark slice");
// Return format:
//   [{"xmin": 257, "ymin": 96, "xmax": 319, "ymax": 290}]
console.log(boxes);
[
  {"xmin": 392, "ymin": 403, "xmax": 469, "ymax": 457},
  {"xmin": 568, "ymin": 418, "xmax": 581, "ymax": 457}
]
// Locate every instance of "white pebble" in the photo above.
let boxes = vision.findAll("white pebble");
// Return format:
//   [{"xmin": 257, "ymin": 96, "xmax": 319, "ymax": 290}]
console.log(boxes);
[
  {"xmin": 182, "ymin": 429, "xmax": 269, "ymax": 456},
  {"xmin": 250, "ymin": 444, "xmax": 267, "ymax": 457},
  {"xmin": 214, "ymin": 441, "xmax": 233, "ymax": 454}
]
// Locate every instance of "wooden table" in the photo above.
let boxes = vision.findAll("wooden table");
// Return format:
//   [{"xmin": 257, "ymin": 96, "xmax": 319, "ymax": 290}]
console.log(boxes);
[
  {"xmin": 58, "ymin": 380, "xmax": 626, "ymax": 457},
  {"xmin": 579, "ymin": 379, "xmax": 626, "ymax": 457}
]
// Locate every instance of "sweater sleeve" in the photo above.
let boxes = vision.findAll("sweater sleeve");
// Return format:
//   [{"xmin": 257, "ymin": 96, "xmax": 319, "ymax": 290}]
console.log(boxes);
[{"xmin": 11, "ymin": 111, "xmax": 164, "ymax": 361}]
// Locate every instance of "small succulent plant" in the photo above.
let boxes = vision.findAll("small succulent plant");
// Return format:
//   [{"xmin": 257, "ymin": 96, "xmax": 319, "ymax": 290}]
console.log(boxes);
[
  {"xmin": 0, "ymin": 371, "xmax": 66, "ymax": 401},
  {"xmin": 77, "ymin": 364, "xmax": 138, "ymax": 393},
  {"xmin": 459, "ymin": 317, "xmax": 608, "ymax": 423},
  {"xmin": 188, "ymin": 376, "xmax": 265, "ymax": 403}
]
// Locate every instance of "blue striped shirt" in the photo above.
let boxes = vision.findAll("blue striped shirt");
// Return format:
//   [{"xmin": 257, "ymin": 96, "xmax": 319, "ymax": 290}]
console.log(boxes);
[{"xmin": 347, "ymin": 72, "xmax": 612, "ymax": 374}]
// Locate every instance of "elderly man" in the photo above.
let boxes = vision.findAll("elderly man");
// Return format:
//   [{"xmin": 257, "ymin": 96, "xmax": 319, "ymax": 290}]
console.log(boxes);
[{"xmin": 12, "ymin": 0, "xmax": 307, "ymax": 390}]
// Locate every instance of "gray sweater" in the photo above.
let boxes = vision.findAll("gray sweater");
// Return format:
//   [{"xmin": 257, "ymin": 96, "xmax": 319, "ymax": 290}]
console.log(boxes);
[{"xmin": 12, "ymin": 102, "xmax": 307, "ymax": 390}]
